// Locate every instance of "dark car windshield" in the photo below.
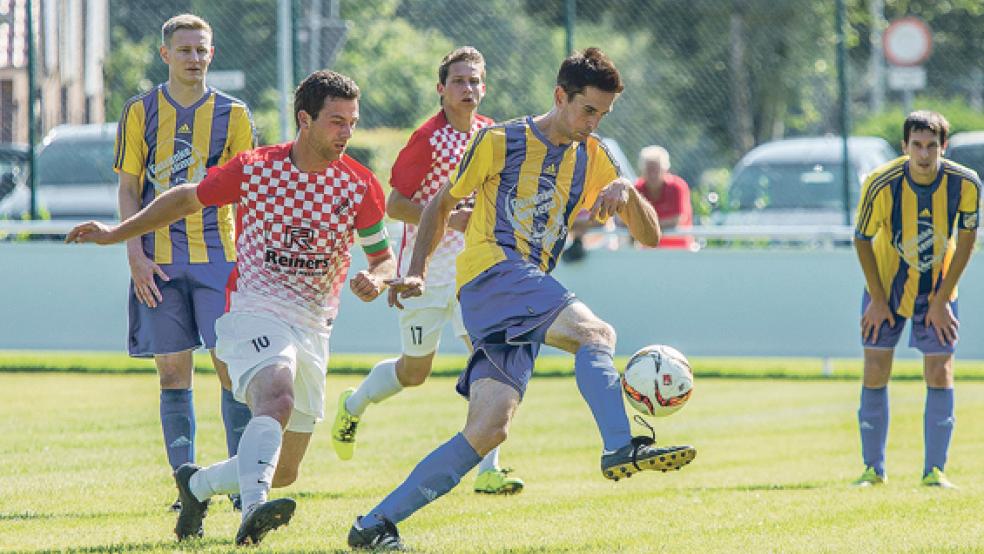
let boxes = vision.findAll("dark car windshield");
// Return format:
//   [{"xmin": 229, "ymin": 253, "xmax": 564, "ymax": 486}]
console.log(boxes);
[
  {"xmin": 729, "ymin": 162, "xmax": 854, "ymax": 210},
  {"xmin": 947, "ymin": 145, "xmax": 984, "ymax": 180},
  {"xmin": 37, "ymin": 140, "xmax": 116, "ymax": 185}
]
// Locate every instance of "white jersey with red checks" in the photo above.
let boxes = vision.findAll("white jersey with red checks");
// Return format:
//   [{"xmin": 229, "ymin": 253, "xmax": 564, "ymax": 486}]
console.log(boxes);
[
  {"xmin": 197, "ymin": 143, "xmax": 387, "ymax": 332},
  {"xmin": 390, "ymin": 111, "xmax": 493, "ymax": 286}
]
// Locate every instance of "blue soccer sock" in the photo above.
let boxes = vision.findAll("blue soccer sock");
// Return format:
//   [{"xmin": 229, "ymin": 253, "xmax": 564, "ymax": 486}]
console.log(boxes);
[
  {"xmin": 858, "ymin": 386, "xmax": 888, "ymax": 476},
  {"xmin": 923, "ymin": 387, "xmax": 955, "ymax": 476},
  {"xmin": 221, "ymin": 388, "xmax": 252, "ymax": 457},
  {"xmin": 360, "ymin": 433, "xmax": 481, "ymax": 528},
  {"xmin": 575, "ymin": 344, "xmax": 632, "ymax": 452},
  {"xmin": 160, "ymin": 389, "xmax": 196, "ymax": 470}
]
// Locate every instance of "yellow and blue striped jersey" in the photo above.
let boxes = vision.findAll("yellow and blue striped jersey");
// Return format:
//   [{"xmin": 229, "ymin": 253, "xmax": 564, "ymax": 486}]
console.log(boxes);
[
  {"xmin": 449, "ymin": 116, "xmax": 620, "ymax": 290},
  {"xmin": 114, "ymin": 84, "xmax": 255, "ymax": 265},
  {"xmin": 855, "ymin": 156, "xmax": 981, "ymax": 317}
]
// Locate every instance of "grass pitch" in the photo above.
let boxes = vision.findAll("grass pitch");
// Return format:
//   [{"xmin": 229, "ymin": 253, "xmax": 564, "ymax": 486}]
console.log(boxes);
[{"xmin": 2, "ymin": 370, "xmax": 984, "ymax": 552}]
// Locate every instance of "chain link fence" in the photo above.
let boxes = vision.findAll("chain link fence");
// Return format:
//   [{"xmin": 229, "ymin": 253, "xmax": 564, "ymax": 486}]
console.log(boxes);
[{"xmin": 4, "ymin": 0, "xmax": 984, "ymax": 226}]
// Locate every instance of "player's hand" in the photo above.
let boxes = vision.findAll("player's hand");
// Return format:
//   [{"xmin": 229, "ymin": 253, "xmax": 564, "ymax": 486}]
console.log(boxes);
[
  {"xmin": 448, "ymin": 208, "xmax": 472, "ymax": 233},
  {"xmin": 861, "ymin": 299, "xmax": 896, "ymax": 343},
  {"xmin": 590, "ymin": 178, "xmax": 632, "ymax": 222},
  {"xmin": 926, "ymin": 298, "xmax": 959, "ymax": 345},
  {"xmin": 350, "ymin": 269, "xmax": 386, "ymax": 302},
  {"xmin": 128, "ymin": 252, "xmax": 170, "ymax": 308},
  {"xmin": 385, "ymin": 275, "xmax": 425, "ymax": 310},
  {"xmin": 64, "ymin": 221, "xmax": 118, "ymax": 245}
]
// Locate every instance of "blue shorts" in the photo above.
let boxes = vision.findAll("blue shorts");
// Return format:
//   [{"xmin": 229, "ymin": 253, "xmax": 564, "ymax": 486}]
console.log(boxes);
[
  {"xmin": 128, "ymin": 260, "xmax": 235, "ymax": 357},
  {"xmin": 455, "ymin": 259, "xmax": 576, "ymax": 400},
  {"xmin": 861, "ymin": 290, "xmax": 957, "ymax": 355}
]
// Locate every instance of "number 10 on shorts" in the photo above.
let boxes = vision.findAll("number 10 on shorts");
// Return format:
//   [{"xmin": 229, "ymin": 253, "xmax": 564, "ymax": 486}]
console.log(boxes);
[{"xmin": 251, "ymin": 336, "xmax": 271, "ymax": 352}]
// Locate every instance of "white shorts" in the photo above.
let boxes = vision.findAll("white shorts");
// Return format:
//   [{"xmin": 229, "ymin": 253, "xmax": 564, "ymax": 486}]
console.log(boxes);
[
  {"xmin": 214, "ymin": 310, "xmax": 330, "ymax": 430},
  {"xmin": 397, "ymin": 283, "xmax": 466, "ymax": 356}
]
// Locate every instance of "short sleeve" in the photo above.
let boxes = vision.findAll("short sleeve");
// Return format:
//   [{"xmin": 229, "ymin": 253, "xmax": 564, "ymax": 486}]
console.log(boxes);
[
  {"xmin": 225, "ymin": 104, "xmax": 257, "ymax": 162},
  {"xmin": 196, "ymin": 152, "xmax": 247, "ymax": 207},
  {"xmin": 390, "ymin": 128, "xmax": 434, "ymax": 198},
  {"xmin": 855, "ymin": 172, "xmax": 888, "ymax": 240},
  {"xmin": 355, "ymin": 172, "xmax": 390, "ymax": 255},
  {"xmin": 448, "ymin": 128, "xmax": 492, "ymax": 199},
  {"xmin": 958, "ymin": 175, "xmax": 981, "ymax": 230},
  {"xmin": 579, "ymin": 140, "xmax": 620, "ymax": 221},
  {"xmin": 114, "ymin": 98, "xmax": 147, "ymax": 177}
]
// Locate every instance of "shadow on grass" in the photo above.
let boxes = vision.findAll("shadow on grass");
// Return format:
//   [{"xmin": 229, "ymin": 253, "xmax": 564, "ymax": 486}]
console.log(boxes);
[
  {"xmin": 292, "ymin": 490, "xmax": 345, "ymax": 501},
  {"xmin": 696, "ymin": 481, "xmax": 829, "ymax": 492}
]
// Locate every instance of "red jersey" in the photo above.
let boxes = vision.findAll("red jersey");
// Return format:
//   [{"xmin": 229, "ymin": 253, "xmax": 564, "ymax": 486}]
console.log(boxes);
[
  {"xmin": 197, "ymin": 142, "xmax": 387, "ymax": 330},
  {"xmin": 634, "ymin": 173, "xmax": 694, "ymax": 249}
]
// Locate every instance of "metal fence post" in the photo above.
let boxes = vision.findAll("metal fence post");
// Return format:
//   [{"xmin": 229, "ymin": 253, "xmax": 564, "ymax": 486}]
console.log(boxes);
[{"xmin": 278, "ymin": 0, "xmax": 294, "ymax": 143}]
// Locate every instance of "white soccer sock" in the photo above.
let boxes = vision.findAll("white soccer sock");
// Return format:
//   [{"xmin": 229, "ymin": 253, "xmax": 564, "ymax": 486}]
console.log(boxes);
[
  {"xmin": 236, "ymin": 415, "xmax": 283, "ymax": 515},
  {"xmin": 189, "ymin": 456, "xmax": 240, "ymax": 502},
  {"xmin": 346, "ymin": 358, "xmax": 403, "ymax": 416},
  {"xmin": 477, "ymin": 446, "xmax": 501, "ymax": 473}
]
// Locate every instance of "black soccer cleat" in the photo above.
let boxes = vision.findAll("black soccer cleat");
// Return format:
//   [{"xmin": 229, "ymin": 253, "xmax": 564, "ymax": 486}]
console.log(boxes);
[
  {"xmin": 234, "ymin": 497, "xmax": 296, "ymax": 546},
  {"xmin": 601, "ymin": 436, "xmax": 696, "ymax": 481},
  {"xmin": 173, "ymin": 463, "xmax": 210, "ymax": 540},
  {"xmin": 348, "ymin": 516, "xmax": 406, "ymax": 551},
  {"xmin": 169, "ymin": 497, "xmax": 182, "ymax": 512},
  {"xmin": 230, "ymin": 493, "xmax": 242, "ymax": 512}
]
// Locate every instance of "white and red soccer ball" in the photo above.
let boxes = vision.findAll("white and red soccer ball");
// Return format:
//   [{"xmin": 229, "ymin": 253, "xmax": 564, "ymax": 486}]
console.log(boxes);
[{"xmin": 621, "ymin": 344, "xmax": 694, "ymax": 417}]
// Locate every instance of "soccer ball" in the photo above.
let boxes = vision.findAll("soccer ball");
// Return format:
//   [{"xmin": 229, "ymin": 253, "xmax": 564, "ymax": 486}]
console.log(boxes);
[{"xmin": 621, "ymin": 344, "xmax": 694, "ymax": 417}]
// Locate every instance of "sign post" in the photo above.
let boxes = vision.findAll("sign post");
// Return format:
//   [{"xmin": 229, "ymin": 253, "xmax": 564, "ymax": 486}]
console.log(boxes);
[{"xmin": 883, "ymin": 17, "xmax": 932, "ymax": 113}]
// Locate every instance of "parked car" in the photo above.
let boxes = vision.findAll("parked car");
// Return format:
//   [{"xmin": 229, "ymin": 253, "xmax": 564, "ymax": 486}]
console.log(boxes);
[
  {"xmin": 713, "ymin": 136, "xmax": 897, "ymax": 225},
  {"xmin": 946, "ymin": 132, "xmax": 984, "ymax": 179},
  {"xmin": 0, "ymin": 143, "xmax": 29, "ymax": 204},
  {"xmin": 0, "ymin": 123, "xmax": 118, "ymax": 220}
]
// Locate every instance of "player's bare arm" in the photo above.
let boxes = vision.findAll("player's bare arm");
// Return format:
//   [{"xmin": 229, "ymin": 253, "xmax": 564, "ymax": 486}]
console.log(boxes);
[
  {"xmin": 66, "ymin": 183, "xmax": 204, "ymax": 246},
  {"xmin": 925, "ymin": 228, "xmax": 975, "ymax": 344},
  {"xmin": 350, "ymin": 248, "xmax": 396, "ymax": 303},
  {"xmin": 854, "ymin": 237, "xmax": 896, "ymax": 342},
  {"xmin": 118, "ymin": 171, "xmax": 170, "ymax": 308},
  {"xmin": 387, "ymin": 187, "xmax": 471, "ymax": 233},
  {"xmin": 599, "ymin": 178, "xmax": 660, "ymax": 247},
  {"xmin": 386, "ymin": 182, "xmax": 458, "ymax": 308}
]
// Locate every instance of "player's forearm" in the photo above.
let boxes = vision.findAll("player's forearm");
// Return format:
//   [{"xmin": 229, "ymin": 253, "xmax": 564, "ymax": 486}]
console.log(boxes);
[
  {"xmin": 110, "ymin": 184, "xmax": 203, "ymax": 244},
  {"xmin": 620, "ymin": 187, "xmax": 661, "ymax": 247},
  {"xmin": 854, "ymin": 238, "xmax": 888, "ymax": 303},
  {"xmin": 934, "ymin": 230, "xmax": 976, "ymax": 304},
  {"xmin": 118, "ymin": 175, "xmax": 146, "ymax": 256},
  {"xmin": 407, "ymin": 187, "xmax": 456, "ymax": 277},
  {"xmin": 386, "ymin": 191, "xmax": 424, "ymax": 225}
]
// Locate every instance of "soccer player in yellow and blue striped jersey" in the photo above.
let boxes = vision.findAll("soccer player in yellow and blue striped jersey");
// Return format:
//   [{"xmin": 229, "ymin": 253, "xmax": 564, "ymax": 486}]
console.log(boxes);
[
  {"xmin": 349, "ymin": 49, "xmax": 696, "ymax": 549},
  {"xmin": 853, "ymin": 110, "xmax": 980, "ymax": 489},
  {"xmin": 113, "ymin": 14, "xmax": 255, "ymax": 511}
]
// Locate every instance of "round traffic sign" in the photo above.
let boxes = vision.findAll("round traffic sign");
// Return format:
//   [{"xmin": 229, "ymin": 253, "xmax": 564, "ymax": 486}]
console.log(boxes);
[{"xmin": 883, "ymin": 17, "xmax": 932, "ymax": 67}]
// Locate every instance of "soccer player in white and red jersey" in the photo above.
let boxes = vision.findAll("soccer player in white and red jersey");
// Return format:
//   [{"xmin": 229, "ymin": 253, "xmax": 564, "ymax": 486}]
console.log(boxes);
[
  {"xmin": 329, "ymin": 47, "xmax": 524, "ymax": 495},
  {"xmin": 67, "ymin": 70, "xmax": 395, "ymax": 547}
]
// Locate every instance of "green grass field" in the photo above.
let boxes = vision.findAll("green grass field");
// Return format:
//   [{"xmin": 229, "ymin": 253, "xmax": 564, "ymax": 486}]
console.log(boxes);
[{"xmin": 2, "ymin": 357, "xmax": 984, "ymax": 552}]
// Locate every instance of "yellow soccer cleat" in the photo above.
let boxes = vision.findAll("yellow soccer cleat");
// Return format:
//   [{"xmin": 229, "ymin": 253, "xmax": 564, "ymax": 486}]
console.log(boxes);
[
  {"xmin": 852, "ymin": 466, "xmax": 886, "ymax": 487},
  {"xmin": 921, "ymin": 467, "xmax": 957, "ymax": 489},
  {"xmin": 474, "ymin": 468, "xmax": 525, "ymax": 495},
  {"xmin": 331, "ymin": 388, "xmax": 360, "ymax": 461}
]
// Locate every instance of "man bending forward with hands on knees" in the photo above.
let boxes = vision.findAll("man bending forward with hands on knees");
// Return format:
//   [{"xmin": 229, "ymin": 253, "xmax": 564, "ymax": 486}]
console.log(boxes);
[
  {"xmin": 68, "ymin": 70, "xmax": 396, "ymax": 547},
  {"xmin": 347, "ymin": 48, "xmax": 696, "ymax": 551}
]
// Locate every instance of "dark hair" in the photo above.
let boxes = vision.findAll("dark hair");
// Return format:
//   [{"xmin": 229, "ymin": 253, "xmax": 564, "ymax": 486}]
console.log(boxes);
[
  {"xmin": 439, "ymin": 46, "xmax": 486, "ymax": 85},
  {"xmin": 556, "ymin": 47, "xmax": 623, "ymax": 101},
  {"xmin": 161, "ymin": 14, "xmax": 211, "ymax": 46},
  {"xmin": 903, "ymin": 110, "xmax": 949, "ymax": 144},
  {"xmin": 294, "ymin": 70, "xmax": 360, "ymax": 128}
]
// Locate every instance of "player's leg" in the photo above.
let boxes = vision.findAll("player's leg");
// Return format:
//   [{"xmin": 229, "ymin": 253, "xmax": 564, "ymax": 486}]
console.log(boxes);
[
  {"xmin": 911, "ymin": 295, "xmax": 958, "ymax": 487},
  {"xmin": 349, "ymin": 377, "xmax": 518, "ymax": 549},
  {"xmin": 544, "ymin": 301, "xmax": 696, "ymax": 479},
  {"xmin": 157, "ymin": 350, "xmax": 197, "ymax": 475},
  {"xmin": 334, "ymin": 295, "xmax": 448, "ymax": 460},
  {"xmin": 855, "ymin": 348, "xmax": 894, "ymax": 485},
  {"xmin": 854, "ymin": 290, "xmax": 904, "ymax": 486}
]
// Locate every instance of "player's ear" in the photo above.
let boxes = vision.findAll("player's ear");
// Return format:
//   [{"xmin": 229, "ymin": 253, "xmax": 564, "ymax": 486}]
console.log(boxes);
[
  {"xmin": 436, "ymin": 82, "xmax": 446, "ymax": 97},
  {"xmin": 554, "ymin": 86, "xmax": 566, "ymax": 107},
  {"xmin": 159, "ymin": 43, "xmax": 170, "ymax": 64},
  {"xmin": 297, "ymin": 111, "xmax": 310, "ymax": 129}
]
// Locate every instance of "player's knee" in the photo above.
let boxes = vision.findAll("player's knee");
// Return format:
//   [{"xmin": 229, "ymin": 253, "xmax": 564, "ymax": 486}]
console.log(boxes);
[
  {"xmin": 584, "ymin": 320, "xmax": 616, "ymax": 350},
  {"xmin": 258, "ymin": 391, "xmax": 294, "ymax": 426},
  {"xmin": 158, "ymin": 370, "xmax": 192, "ymax": 389},
  {"xmin": 399, "ymin": 363, "xmax": 431, "ymax": 387}
]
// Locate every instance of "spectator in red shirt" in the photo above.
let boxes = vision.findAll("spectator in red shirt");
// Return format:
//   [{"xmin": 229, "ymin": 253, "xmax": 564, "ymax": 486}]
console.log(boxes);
[{"xmin": 634, "ymin": 145, "xmax": 694, "ymax": 250}]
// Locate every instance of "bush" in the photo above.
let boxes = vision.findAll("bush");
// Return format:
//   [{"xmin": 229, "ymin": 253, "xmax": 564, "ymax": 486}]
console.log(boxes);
[{"xmin": 853, "ymin": 98, "xmax": 984, "ymax": 147}]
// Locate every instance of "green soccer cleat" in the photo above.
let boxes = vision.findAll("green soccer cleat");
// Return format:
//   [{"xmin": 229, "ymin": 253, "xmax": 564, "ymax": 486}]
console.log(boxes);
[
  {"xmin": 331, "ymin": 388, "xmax": 360, "ymax": 461},
  {"xmin": 921, "ymin": 467, "xmax": 957, "ymax": 489},
  {"xmin": 852, "ymin": 466, "xmax": 886, "ymax": 487},
  {"xmin": 473, "ymin": 468, "xmax": 525, "ymax": 495}
]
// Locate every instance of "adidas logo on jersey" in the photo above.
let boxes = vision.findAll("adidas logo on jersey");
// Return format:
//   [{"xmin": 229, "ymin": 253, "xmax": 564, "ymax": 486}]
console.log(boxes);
[
  {"xmin": 544, "ymin": 163, "xmax": 557, "ymax": 176},
  {"xmin": 169, "ymin": 436, "xmax": 192, "ymax": 448},
  {"xmin": 919, "ymin": 208, "xmax": 932, "ymax": 218},
  {"xmin": 177, "ymin": 123, "xmax": 192, "ymax": 135}
]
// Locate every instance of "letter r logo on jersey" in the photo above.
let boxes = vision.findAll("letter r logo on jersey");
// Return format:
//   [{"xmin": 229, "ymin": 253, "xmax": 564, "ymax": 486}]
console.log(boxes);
[{"xmin": 285, "ymin": 226, "xmax": 314, "ymax": 250}]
